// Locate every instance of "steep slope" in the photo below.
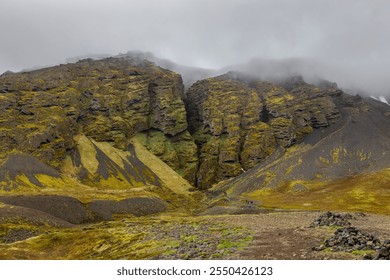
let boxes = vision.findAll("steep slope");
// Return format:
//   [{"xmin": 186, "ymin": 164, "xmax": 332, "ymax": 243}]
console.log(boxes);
[{"xmin": 0, "ymin": 57, "xmax": 201, "ymax": 221}]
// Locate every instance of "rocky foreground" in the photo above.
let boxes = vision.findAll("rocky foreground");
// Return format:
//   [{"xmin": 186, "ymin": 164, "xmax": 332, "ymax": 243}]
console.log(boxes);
[{"xmin": 1, "ymin": 210, "xmax": 389, "ymax": 260}]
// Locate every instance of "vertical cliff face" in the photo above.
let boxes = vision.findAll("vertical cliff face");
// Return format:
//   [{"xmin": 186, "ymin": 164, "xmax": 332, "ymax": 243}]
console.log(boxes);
[
  {"xmin": 186, "ymin": 77, "xmax": 275, "ymax": 189},
  {"xmin": 186, "ymin": 74, "xmax": 341, "ymax": 189}
]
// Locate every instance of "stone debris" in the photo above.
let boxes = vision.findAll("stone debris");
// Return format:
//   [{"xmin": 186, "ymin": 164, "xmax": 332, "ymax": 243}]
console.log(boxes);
[
  {"xmin": 369, "ymin": 240, "xmax": 390, "ymax": 260},
  {"xmin": 324, "ymin": 227, "xmax": 380, "ymax": 251},
  {"xmin": 310, "ymin": 211, "xmax": 353, "ymax": 227},
  {"xmin": 312, "ymin": 226, "xmax": 390, "ymax": 260}
]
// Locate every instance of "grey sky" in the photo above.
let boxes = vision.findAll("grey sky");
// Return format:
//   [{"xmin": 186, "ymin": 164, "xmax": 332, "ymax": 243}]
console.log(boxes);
[{"xmin": 1, "ymin": 0, "xmax": 389, "ymax": 94}]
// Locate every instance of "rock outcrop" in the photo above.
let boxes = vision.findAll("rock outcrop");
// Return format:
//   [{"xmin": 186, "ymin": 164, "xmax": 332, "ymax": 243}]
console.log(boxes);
[
  {"xmin": 187, "ymin": 77, "xmax": 275, "ymax": 189},
  {"xmin": 186, "ymin": 73, "xmax": 341, "ymax": 189}
]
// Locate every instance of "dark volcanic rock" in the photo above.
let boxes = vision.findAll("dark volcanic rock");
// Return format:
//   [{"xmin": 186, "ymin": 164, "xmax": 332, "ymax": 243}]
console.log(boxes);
[
  {"xmin": 313, "ymin": 226, "xmax": 390, "ymax": 259},
  {"xmin": 2, "ymin": 229, "xmax": 40, "ymax": 243},
  {"xmin": 0, "ymin": 195, "xmax": 89, "ymax": 224},
  {"xmin": 310, "ymin": 211, "xmax": 353, "ymax": 227},
  {"xmin": 0, "ymin": 195, "xmax": 167, "ymax": 224},
  {"xmin": 88, "ymin": 197, "xmax": 167, "ymax": 220}
]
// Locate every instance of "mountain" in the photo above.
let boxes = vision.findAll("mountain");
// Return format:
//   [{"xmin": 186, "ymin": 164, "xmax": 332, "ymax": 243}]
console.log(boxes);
[
  {"xmin": 1, "ymin": 55, "xmax": 390, "ymax": 222},
  {"xmin": 0, "ymin": 57, "xmax": 201, "ymax": 224}
]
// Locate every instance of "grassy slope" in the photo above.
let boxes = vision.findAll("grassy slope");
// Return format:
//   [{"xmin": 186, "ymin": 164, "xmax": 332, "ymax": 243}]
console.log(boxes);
[{"xmin": 244, "ymin": 168, "xmax": 390, "ymax": 214}]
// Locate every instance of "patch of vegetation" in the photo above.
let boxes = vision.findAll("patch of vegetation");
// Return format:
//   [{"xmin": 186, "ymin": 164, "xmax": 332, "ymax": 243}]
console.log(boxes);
[
  {"xmin": 217, "ymin": 235, "xmax": 252, "ymax": 250},
  {"xmin": 245, "ymin": 169, "xmax": 390, "ymax": 214},
  {"xmin": 351, "ymin": 249, "xmax": 375, "ymax": 256},
  {"xmin": 0, "ymin": 215, "xmax": 253, "ymax": 260}
]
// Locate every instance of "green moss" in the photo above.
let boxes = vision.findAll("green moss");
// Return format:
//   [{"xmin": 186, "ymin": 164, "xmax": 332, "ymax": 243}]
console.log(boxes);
[
  {"xmin": 216, "ymin": 235, "xmax": 252, "ymax": 250},
  {"xmin": 245, "ymin": 169, "xmax": 390, "ymax": 214},
  {"xmin": 270, "ymin": 117, "xmax": 293, "ymax": 127},
  {"xmin": 181, "ymin": 234, "xmax": 197, "ymax": 243},
  {"xmin": 0, "ymin": 222, "xmax": 168, "ymax": 259},
  {"xmin": 0, "ymin": 216, "xmax": 254, "ymax": 260},
  {"xmin": 74, "ymin": 134, "xmax": 99, "ymax": 174},
  {"xmin": 351, "ymin": 249, "xmax": 375, "ymax": 256}
]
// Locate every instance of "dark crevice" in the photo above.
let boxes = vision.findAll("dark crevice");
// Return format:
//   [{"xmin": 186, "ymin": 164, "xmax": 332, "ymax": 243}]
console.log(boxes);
[{"xmin": 260, "ymin": 104, "xmax": 270, "ymax": 123}]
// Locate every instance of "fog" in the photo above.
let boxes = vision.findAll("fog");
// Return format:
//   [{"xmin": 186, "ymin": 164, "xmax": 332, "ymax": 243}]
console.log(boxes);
[{"xmin": 1, "ymin": 0, "xmax": 389, "ymax": 95}]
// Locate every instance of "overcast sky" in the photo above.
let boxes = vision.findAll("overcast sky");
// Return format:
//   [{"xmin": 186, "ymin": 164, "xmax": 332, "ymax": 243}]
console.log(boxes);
[{"xmin": 1, "ymin": 0, "xmax": 389, "ymax": 94}]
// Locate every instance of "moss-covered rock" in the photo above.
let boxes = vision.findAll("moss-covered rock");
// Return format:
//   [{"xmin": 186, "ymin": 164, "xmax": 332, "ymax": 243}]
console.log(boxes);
[
  {"xmin": 134, "ymin": 130, "xmax": 198, "ymax": 184},
  {"xmin": 186, "ymin": 74, "xmax": 341, "ymax": 189},
  {"xmin": 187, "ymin": 77, "xmax": 273, "ymax": 189}
]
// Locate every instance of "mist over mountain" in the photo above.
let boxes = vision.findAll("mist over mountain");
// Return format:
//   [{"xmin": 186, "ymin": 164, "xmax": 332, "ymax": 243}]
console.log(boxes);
[
  {"xmin": 5, "ymin": 50, "xmax": 388, "ymax": 100},
  {"xmin": 115, "ymin": 51, "xmax": 219, "ymax": 88},
  {"xmin": 1, "ymin": 0, "xmax": 390, "ymax": 97},
  {"xmin": 224, "ymin": 57, "xmax": 390, "ymax": 98}
]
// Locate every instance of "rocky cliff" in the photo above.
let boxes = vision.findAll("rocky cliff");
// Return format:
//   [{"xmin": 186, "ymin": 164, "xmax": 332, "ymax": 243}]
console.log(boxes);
[{"xmin": 186, "ymin": 73, "xmax": 341, "ymax": 189}]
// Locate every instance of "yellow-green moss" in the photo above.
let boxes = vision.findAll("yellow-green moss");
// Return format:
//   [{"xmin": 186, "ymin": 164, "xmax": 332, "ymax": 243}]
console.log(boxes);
[
  {"xmin": 74, "ymin": 134, "xmax": 99, "ymax": 174},
  {"xmin": 245, "ymin": 170, "xmax": 390, "ymax": 214}
]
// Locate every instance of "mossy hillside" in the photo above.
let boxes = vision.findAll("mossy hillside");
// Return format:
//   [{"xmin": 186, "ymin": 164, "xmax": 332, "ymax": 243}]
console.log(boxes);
[
  {"xmin": 0, "ymin": 172, "xmax": 161, "ymax": 204},
  {"xmin": 0, "ymin": 135, "xmax": 161, "ymax": 192},
  {"xmin": 0, "ymin": 134, "xmax": 202, "ymax": 214},
  {"xmin": 244, "ymin": 169, "xmax": 390, "ymax": 214},
  {"xmin": 70, "ymin": 134, "xmax": 162, "ymax": 189}
]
